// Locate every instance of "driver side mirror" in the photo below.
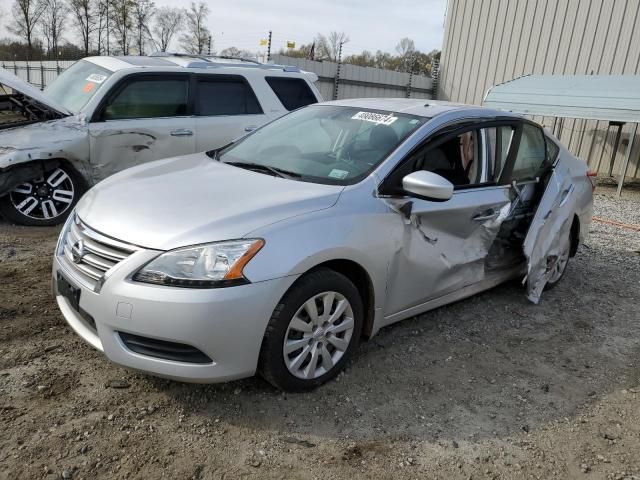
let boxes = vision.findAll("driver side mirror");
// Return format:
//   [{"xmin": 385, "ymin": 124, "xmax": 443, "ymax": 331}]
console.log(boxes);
[{"xmin": 402, "ymin": 171, "xmax": 454, "ymax": 201}]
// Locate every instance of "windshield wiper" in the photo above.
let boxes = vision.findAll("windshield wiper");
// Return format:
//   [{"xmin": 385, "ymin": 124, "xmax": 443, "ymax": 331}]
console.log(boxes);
[{"xmin": 223, "ymin": 161, "xmax": 302, "ymax": 179}]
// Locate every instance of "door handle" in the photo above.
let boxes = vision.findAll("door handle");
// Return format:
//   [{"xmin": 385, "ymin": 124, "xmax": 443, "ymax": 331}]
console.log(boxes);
[
  {"xmin": 170, "ymin": 129, "xmax": 193, "ymax": 137},
  {"xmin": 472, "ymin": 210, "xmax": 499, "ymax": 222},
  {"xmin": 244, "ymin": 125, "xmax": 258, "ymax": 132}
]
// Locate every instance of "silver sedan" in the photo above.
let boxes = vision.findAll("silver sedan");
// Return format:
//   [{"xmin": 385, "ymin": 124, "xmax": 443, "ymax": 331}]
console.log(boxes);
[{"xmin": 52, "ymin": 99, "xmax": 594, "ymax": 391}]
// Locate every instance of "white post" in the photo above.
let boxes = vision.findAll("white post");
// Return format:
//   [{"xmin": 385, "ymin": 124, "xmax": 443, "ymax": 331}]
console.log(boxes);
[{"xmin": 616, "ymin": 123, "xmax": 638, "ymax": 197}]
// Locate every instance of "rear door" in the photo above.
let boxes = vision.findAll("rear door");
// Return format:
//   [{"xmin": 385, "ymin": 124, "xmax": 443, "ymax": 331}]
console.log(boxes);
[
  {"xmin": 88, "ymin": 73, "xmax": 194, "ymax": 179},
  {"xmin": 193, "ymin": 74, "xmax": 267, "ymax": 151},
  {"xmin": 520, "ymin": 128, "xmax": 576, "ymax": 303}
]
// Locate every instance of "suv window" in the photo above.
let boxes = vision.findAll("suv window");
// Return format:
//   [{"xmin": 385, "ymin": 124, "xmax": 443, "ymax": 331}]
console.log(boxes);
[
  {"xmin": 511, "ymin": 124, "xmax": 547, "ymax": 181},
  {"xmin": 196, "ymin": 77, "xmax": 262, "ymax": 116},
  {"xmin": 103, "ymin": 77, "xmax": 189, "ymax": 120},
  {"xmin": 265, "ymin": 77, "xmax": 317, "ymax": 111}
]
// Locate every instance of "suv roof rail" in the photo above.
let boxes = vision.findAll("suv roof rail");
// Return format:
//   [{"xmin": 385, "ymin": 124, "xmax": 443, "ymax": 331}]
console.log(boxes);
[
  {"xmin": 149, "ymin": 51, "xmax": 304, "ymax": 74},
  {"xmin": 149, "ymin": 51, "xmax": 261, "ymax": 65}
]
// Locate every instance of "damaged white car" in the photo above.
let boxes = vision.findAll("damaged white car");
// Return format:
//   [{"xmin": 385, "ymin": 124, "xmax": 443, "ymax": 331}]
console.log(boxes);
[
  {"xmin": 53, "ymin": 99, "xmax": 594, "ymax": 391},
  {"xmin": 0, "ymin": 54, "xmax": 321, "ymax": 225}
]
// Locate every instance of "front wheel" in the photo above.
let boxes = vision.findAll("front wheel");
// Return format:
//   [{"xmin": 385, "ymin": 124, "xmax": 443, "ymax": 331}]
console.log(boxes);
[
  {"xmin": 259, "ymin": 268, "xmax": 363, "ymax": 391},
  {"xmin": 0, "ymin": 164, "xmax": 85, "ymax": 226}
]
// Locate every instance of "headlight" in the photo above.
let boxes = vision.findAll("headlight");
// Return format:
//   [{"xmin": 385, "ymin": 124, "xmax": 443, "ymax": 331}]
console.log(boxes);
[{"xmin": 133, "ymin": 239, "xmax": 264, "ymax": 288}]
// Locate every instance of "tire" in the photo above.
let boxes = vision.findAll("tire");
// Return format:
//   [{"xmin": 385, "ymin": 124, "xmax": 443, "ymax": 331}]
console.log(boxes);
[
  {"xmin": 0, "ymin": 164, "xmax": 86, "ymax": 226},
  {"xmin": 544, "ymin": 230, "xmax": 573, "ymax": 290},
  {"xmin": 259, "ymin": 268, "xmax": 363, "ymax": 392}
]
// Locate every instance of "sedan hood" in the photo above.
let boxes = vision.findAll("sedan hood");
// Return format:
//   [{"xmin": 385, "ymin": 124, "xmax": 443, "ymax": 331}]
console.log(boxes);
[
  {"xmin": 0, "ymin": 66, "xmax": 71, "ymax": 117},
  {"xmin": 77, "ymin": 154, "xmax": 344, "ymax": 250}
]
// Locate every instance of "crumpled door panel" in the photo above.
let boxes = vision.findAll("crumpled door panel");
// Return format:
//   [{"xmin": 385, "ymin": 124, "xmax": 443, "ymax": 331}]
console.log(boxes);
[{"xmin": 523, "ymin": 165, "xmax": 576, "ymax": 303}]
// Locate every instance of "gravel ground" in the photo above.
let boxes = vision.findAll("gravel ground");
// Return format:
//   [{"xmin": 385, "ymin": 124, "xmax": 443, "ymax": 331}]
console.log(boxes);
[{"xmin": 0, "ymin": 184, "xmax": 639, "ymax": 480}]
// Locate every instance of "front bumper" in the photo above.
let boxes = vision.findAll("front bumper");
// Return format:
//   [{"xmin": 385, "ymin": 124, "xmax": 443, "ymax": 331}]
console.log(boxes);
[{"xmin": 52, "ymin": 250, "xmax": 298, "ymax": 383}]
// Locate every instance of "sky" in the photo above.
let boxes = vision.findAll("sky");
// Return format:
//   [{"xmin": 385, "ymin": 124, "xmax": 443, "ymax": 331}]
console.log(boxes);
[{"xmin": 0, "ymin": 0, "xmax": 448, "ymax": 56}]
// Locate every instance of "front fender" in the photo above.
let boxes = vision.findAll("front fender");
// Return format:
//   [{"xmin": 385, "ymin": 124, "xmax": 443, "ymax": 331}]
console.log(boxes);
[
  {"xmin": 0, "ymin": 159, "xmax": 63, "ymax": 197},
  {"xmin": 243, "ymin": 197, "xmax": 395, "ymax": 312}
]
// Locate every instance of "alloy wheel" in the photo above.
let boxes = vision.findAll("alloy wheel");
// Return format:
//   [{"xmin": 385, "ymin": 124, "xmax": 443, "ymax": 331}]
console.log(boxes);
[
  {"xmin": 283, "ymin": 291, "xmax": 355, "ymax": 380},
  {"xmin": 9, "ymin": 167, "xmax": 76, "ymax": 221},
  {"xmin": 547, "ymin": 235, "xmax": 571, "ymax": 284}
]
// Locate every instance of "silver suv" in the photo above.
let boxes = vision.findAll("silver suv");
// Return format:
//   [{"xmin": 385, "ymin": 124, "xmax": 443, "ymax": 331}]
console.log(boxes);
[
  {"xmin": 0, "ymin": 54, "xmax": 321, "ymax": 225},
  {"xmin": 52, "ymin": 99, "xmax": 594, "ymax": 391}
]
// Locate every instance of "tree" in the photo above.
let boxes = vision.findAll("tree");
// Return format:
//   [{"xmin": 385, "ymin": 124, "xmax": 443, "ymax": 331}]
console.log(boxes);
[
  {"xmin": 314, "ymin": 31, "xmax": 349, "ymax": 62},
  {"xmin": 69, "ymin": 0, "xmax": 96, "ymax": 56},
  {"xmin": 343, "ymin": 50, "xmax": 375, "ymax": 68},
  {"xmin": 150, "ymin": 6, "xmax": 182, "ymax": 52},
  {"xmin": 179, "ymin": 1, "xmax": 210, "ymax": 54},
  {"xmin": 132, "ymin": 0, "xmax": 154, "ymax": 55},
  {"xmin": 219, "ymin": 46, "xmax": 255, "ymax": 59},
  {"xmin": 7, "ymin": 0, "xmax": 46, "ymax": 60},
  {"xmin": 108, "ymin": 0, "xmax": 135, "ymax": 55},
  {"xmin": 95, "ymin": 0, "xmax": 108, "ymax": 54},
  {"xmin": 39, "ymin": 0, "xmax": 67, "ymax": 57},
  {"xmin": 395, "ymin": 37, "xmax": 415, "ymax": 57}
]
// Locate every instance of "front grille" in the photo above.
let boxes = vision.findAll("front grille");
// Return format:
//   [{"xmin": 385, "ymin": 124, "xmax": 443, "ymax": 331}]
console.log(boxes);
[
  {"xmin": 118, "ymin": 332, "xmax": 213, "ymax": 364},
  {"xmin": 61, "ymin": 216, "xmax": 138, "ymax": 289}
]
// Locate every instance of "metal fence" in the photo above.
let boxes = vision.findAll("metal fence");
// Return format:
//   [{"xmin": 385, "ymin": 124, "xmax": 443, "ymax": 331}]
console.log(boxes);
[
  {"xmin": 271, "ymin": 55, "xmax": 433, "ymax": 100},
  {"xmin": 1, "ymin": 57, "xmax": 434, "ymax": 102},
  {"xmin": 1, "ymin": 60, "xmax": 77, "ymax": 89}
]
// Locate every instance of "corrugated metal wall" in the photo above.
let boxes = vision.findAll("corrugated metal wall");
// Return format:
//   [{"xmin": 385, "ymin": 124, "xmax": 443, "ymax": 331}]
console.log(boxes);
[
  {"xmin": 271, "ymin": 54, "xmax": 433, "ymax": 101},
  {"xmin": 438, "ymin": 0, "xmax": 640, "ymax": 178}
]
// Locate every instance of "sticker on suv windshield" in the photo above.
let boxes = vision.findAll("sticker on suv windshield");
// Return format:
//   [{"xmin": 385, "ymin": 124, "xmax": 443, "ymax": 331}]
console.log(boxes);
[
  {"xmin": 351, "ymin": 111, "xmax": 398, "ymax": 125},
  {"xmin": 328, "ymin": 169, "xmax": 349, "ymax": 179},
  {"xmin": 86, "ymin": 73, "xmax": 107, "ymax": 84}
]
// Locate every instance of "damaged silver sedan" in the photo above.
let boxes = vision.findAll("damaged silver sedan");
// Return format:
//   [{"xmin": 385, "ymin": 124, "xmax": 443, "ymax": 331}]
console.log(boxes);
[{"xmin": 52, "ymin": 99, "xmax": 594, "ymax": 391}]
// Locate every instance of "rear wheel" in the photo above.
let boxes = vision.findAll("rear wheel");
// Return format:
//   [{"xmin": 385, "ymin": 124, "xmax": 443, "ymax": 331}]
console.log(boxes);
[
  {"xmin": 259, "ymin": 268, "xmax": 363, "ymax": 391},
  {"xmin": 544, "ymin": 231, "xmax": 572, "ymax": 290},
  {"xmin": 0, "ymin": 164, "xmax": 85, "ymax": 226}
]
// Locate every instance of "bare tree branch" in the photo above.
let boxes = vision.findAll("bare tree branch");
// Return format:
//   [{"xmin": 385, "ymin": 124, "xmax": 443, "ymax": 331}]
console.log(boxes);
[
  {"xmin": 8, "ymin": 0, "xmax": 46, "ymax": 59},
  {"xmin": 132, "ymin": 0, "xmax": 154, "ymax": 55},
  {"xmin": 179, "ymin": 1, "xmax": 210, "ymax": 55},
  {"xmin": 150, "ymin": 6, "xmax": 182, "ymax": 52},
  {"xmin": 39, "ymin": 0, "xmax": 67, "ymax": 57}
]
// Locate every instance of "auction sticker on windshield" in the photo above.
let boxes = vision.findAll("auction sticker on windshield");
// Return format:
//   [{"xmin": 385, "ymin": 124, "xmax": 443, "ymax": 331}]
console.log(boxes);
[
  {"xmin": 351, "ymin": 111, "xmax": 398, "ymax": 125},
  {"xmin": 328, "ymin": 169, "xmax": 349, "ymax": 179},
  {"xmin": 86, "ymin": 74, "xmax": 107, "ymax": 84}
]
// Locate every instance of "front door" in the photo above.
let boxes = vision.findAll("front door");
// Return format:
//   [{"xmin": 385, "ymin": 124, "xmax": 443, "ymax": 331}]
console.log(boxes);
[
  {"xmin": 88, "ymin": 74, "xmax": 195, "ymax": 181},
  {"xmin": 382, "ymin": 124, "xmax": 517, "ymax": 316}
]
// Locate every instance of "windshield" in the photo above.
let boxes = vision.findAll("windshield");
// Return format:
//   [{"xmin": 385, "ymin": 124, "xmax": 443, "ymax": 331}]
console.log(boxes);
[
  {"xmin": 44, "ymin": 60, "xmax": 112, "ymax": 113},
  {"xmin": 218, "ymin": 105, "xmax": 426, "ymax": 185}
]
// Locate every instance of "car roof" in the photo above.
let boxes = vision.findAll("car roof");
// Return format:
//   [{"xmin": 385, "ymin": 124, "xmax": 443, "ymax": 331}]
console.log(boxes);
[
  {"xmin": 322, "ymin": 98, "xmax": 520, "ymax": 119},
  {"xmin": 82, "ymin": 54, "xmax": 315, "ymax": 79}
]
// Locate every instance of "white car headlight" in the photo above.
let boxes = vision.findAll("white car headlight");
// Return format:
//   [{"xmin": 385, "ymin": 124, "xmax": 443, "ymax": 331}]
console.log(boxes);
[{"xmin": 133, "ymin": 239, "xmax": 264, "ymax": 288}]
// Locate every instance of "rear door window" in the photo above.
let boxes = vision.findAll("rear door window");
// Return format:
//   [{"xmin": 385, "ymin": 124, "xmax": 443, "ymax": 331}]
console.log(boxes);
[
  {"xmin": 102, "ymin": 77, "xmax": 189, "ymax": 120},
  {"xmin": 265, "ymin": 77, "xmax": 317, "ymax": 111},
  {"xmin": 484, "ymin": 125, "xmax": 516, "ymax": 182},
  {"xmin": 511, "ymin": 124, "xmax": 548, "ymax": 181},
  {"xmin": 196, "ymin": 76, "xmax": 262, "ymax": 116}
]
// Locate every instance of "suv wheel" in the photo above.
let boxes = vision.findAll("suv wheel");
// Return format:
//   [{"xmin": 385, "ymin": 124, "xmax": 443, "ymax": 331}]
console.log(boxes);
[
  {"xmin": 0, "ymin": 165, "xmax": 85, "ymax": 226},
  {"xmin": 259, "ymin": 268, "xmax": 363, "ymax": 391}
]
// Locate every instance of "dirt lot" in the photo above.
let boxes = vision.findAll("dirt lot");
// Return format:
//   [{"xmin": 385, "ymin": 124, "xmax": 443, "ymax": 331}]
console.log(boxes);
[{"xmin": 1, "ymin": 184, "xmax": 639, "ymax": 480}]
